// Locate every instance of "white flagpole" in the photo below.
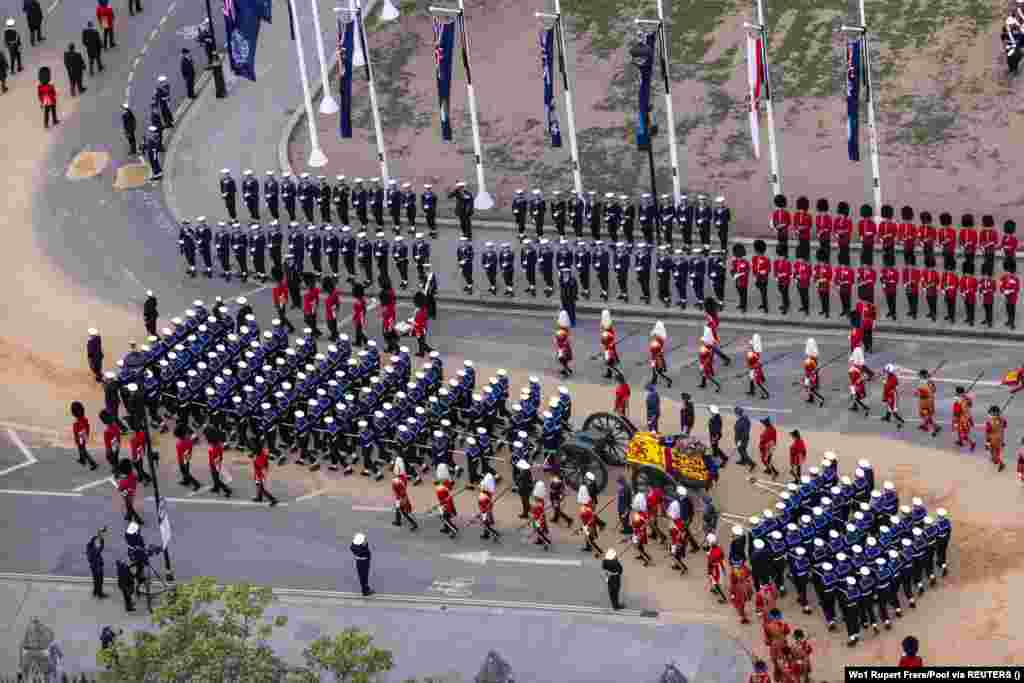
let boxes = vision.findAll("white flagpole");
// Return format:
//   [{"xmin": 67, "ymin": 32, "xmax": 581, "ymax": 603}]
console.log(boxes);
[
  {"xmin": 655, "ymin": 0, "xmax": 681, "ymax": 205},
  {"xmin": 553, "ymin": 0, "xmax": 583, "ymax": 194},
  {"xmin": 350, "ymin": 0, "xmax": 366, "ymax": 66},
  {"xmin": 310, "ymin": 0, "xmax": 339, "ymax": 114},
  {"xmin": 859, "ymin": 0, "xmax": 883, "ymax": 217},
  {"xmin": 355, "ymin": 1, "xmax": 391, "ymax": 182},
  {"xmin": 756, "ymin": 0, "xmax": 782, "ymax": 198},
  {"xmin": 745, "ymin": 33, "xmax": 761, "ymax": 160},
  {"xmin": 289, "ymin": 0, "xmax": 328, "ymax": 167},
  {"xmin": 456, "ymin": 0, "xmax": 494, "ymax": 210}
]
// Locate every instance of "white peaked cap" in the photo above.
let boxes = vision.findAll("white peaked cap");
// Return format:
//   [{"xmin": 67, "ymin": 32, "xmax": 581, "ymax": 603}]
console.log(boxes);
[
  {"xmin": 532, "ymin": 481, "xmax": 547, "ymax": 499},
  {"xmin": 632, "ymin": 492, "xmax": 647, "ymax": 512},
  {"xmin": 601, "ymin": 309, "xmax": 613, "ymax": 330},
  {"xmin": 753, "ymin": 539, "xmax": 766, "ymax": 549},
  {"xmin": 885, "ymin": 363, "xmax": 896, "ymax": 374},
  {"xmin": 353, "ymin": 533, "xmax": 366, "ymax": 545},
  {"xmin": 515, "ymin": 458, "xmax": 530, "ymax": 470},
  {"xmin": 558, "ymin": 310, "xmax": 571, "ymax": 328},
  {"xmin": 937, "ymin": 508, "xmax": 948, "ymax": 517},
  {"xmin": 586, "ymin": 472, "xmax": 596, "ymax": 482},
  {"xmin": 677, "ymin": 486, "xmax": 687, "ymax": 497},
  {"xmin": 732, "ymin": 525, "xmax": 744, "ymax": 536},
  {"xmin": 577, "ymin": 485, "xmax": 591, "ymax": 505},
  {"xmin": 435, "ymin": 463, "xmax": 451, "ymax": 481},
  {"xmin": 912, "ymin": 497, "xmax": 924, "ymax": 506},
  {"xmin": 605, "ymin": 548, "xmax": 617, "ymax": 560},
  {"xmin": 884, "ymin": 481, "xmax": 895, "ymax": 491},
  {"xmin": 127, "ymin": 522, "xmax": 140, "ymax": 534},
  {"xmin": 850, "ymin": 346, "xmax": 865, "ymax": 366},
  {"xmin": 667, "ymin": 499, "xmax": 681, "ymax": 520},
  {"xmin": 393, "ymin": 457, "xmax": 406, "ymax": 476},
  {"xmin": 706, "ymin": 533, "xmax": 717, "ymax": 544},
  {"xmin": 805, "ymin": 338, "xmax": 818, "ymax": 357},
  {"xmin": 652, "ymin": 320, "xmax": 667, "ymax": 340},
  {"xmin": 702, "ymin": 326, "xmax": 715, "ymax": 345},
  {"xmin": 751, "ymin": 333, "xmax": 763, "ymax": 354},
  {"xmin": 481, "ymin": 473, "xmax": 496, "ymax": 494},
  {"xmin": 548, "ymin": 398, "xmax": 560, "ymax": 409},
  {"xmin": 825, "ymin": 451, "xmax": 838, "ymax": 462},
  {"xmin": 708, "ymin": 405, "xmax": 720, "ymax": 415},
  {"xmin": 88, "ymin": 328, "xmax": 99, "ymax": 336},
  {"xmin": 867, "ymin": 537, "xmax": 877, "ymax": 546},
  {"xmin": 749, "ymin": 516, "xmax": 760, "ymax": 525}
]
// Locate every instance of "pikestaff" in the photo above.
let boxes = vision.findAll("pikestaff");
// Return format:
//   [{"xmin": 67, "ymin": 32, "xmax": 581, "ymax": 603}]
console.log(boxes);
[
  {"xmin": 576, "ymin": 484, "xmax": 603, "ymax": 556},
  {"xmin": 597, "ymin": 309, "xmax": 624, "ymax": 381},
  {"xmin": 801, "ymin": 338, "xmax": 826, "ymax": 406},
  {"xmin": 476, "ymin": 472, "xmax": 501, "ymax": 541},
  {"xmin": 530, "ymin": 480, "xmax": 552, "ymax": 549},
  {"xmin": 744, "ymin": 333, "xmax": 770, "ymax": 400},
  {"xmin": 880, "ymin": 364, "xmax": 906, "ymax": 428}
]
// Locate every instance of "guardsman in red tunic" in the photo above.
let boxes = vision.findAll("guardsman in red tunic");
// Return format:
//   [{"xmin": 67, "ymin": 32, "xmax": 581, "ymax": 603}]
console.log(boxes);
[
  {"xmin": 746, "ymin": 334, "xmax": 769, "ymax": 399},
  {"xmin": 959, "ymin": 214, "xmax": 978, "ymax": 275},
  {"xmin": 1002, "ymin": 220, "xmax": 1019, "ymax": 274},
  {"xmin": 836, "ymin": 262, "xmax": 854, "ymax": 317},
  {"xmin": 980, "ymin": 214, "xmax": 999, "ymax": 277},
  {"xmin": 879, "ymin": 205, "xmax": 898, "ymax": 267},
  {"xmin": 351, "ymin": 282, "xmax": 368, "ymax": 346},
  {"xmin": 645, "ymin": 486, "xmax": 666, "ymax": 545},
  {"xmin": 706, "ymin": 534, "xmax": 727, "ymax": 602},
  {"xmin": 794, "ymin": 196, "xmax": 813, "ymax": 260},
  {"xmin": 794, "ymin": 257, "xmax": 812, "ymax": 315},
  {"xmin": 759, "ymin": 416, "xmax": 780, "ymax": 478},
  {"xmin": 952, "ymin": 387, "xmax": 976, "ymax": 451},
  {"xmin": 614, "ymin": 379, "xmax": 630, "ymax": 416},
  {"xmin": 630, "ymin": 492, "xmax": 652, "ymax": 566},
  {"xmin": 731, "ymin": 243, "xmax": 751, "ymax": 312},
  {"xmin": 730, "ymin": 561, "xmax": 755, "ymax": 624},
  {"xmin": 960, "ymin": 272, "xmax": 978, "ymax": 326},
  {"xmin": 815, "ymin": 198, "xmax": 833, "ymax": 261},
  {"xmin": 835, "ymin": 201, "xmax": 854, "ymax": 266},
  {"xmin": 881, "ymin": 265, "xmax": 899, "ymax": 320},
  {"xmin": 391, "ymin": 457, "xmax": 419, "ymax": 531},
  {"xmin": 942, "ymin": 269, "xmax": 960, "ymax": 322},
  {"xmin": 985, "ymin": 406, "xmax": 1007, "ymax": 472},
  {"xmin": 666, "ymin": 496, "xmax": 689, "ymax": 573},
  {"xmin": 855, "ymin": 299, "xmax": 877, "ymax": 355},
  {"xmin": 71, "ymin": 402, "xmax": 99, "ymax": 470},
  {"xmin": 857, "ymin": 204, "xmax": 877, "ymax": 266},
  {"xmin": 253, "ymin": 448, "xmax": 279, "ymax": 506},
  {"xmin": 918, "ymin": 210, "xmax": 938, "ymax": 268},
  {"xmin": 848, "ymin": 348, "xmax": 870, "ymax": 415},
  {"xmin": 924, "ymin": 267, "xmax": 941, "ymax": 321},
  {"xmin": 435, "ymin": 463, "xmax": 459, "ymax": 537},
  {"xmin": 412, "ymin": 291, "xmax": 433, "ymax": 357},
  {"xmin": 881, "ymin": 364, "xmax": 906, "ymax": 428},
  {"xmin": 749, "ymin": 660, "xmax": 772, "ymax": 683},
  {"xmin": 752, "ymin": 239, "xmax": 772, "ymax": 311},
  {"xmin": 1000, "ymin": 265, "xmax": 1020, "ymax": 329},
  {"xmin": 478, "ymin": 473, "xmax": 499, "ymax": 540},
  {"xmin": 554, "ymin": 310, "xmax": 573, "ymax": 377},
  {"xmin": 916, "ymin": 369, "xmax": 941, "ymax": 436},
  {"xmin": 856, "ymin": 263, "xmax": 876, "ymax": 305},
  {"xmin": 531, "ymin": 480, "xmax": 552, "ymax": 548},
  {"xmin": 772, "ymin": 194, "xmax": 792, "ymax": 257},
  {"xmin": 577, "ymin": 484, "xmax": 603, "ymax": 555},
  {"xmin": 302, "ymin": 280, "xmax": 321, "ymax": 337},
  {"xmin": 939, "ymin": 212, "xmax": 957, "ymax": 271},
  {"xmin": 899, "ymin": 206, "xmax": 918, "ymax": 266},
  {"xmin": 648, "ymin": 320, "xmax": 671, "ymax": 387},
  {"xmin": 699, "ymin": 327, "xmax": 722, "ymax": 392},
  {"xmin": 903, "ymin": 266, "xmax": 922, "ymax": 319},
  {"xmin": 980, "ymin": 274, "xmax": 998, "ymax": 327},
  {"xmin": 773, "ymin": 257, "xmax": 792, "ymax": 314},
  {"xmin": 789, "ymin": 429, "xmax": 807, "ymax": 480},
  {"xmin": 803, "ymin": 338, "xmax": 825, "ymax": 406},
  {"xmin": 600, "ymin": 309, "xmax": 621, "ymax": 380},
  {"xmin": 813, "ymin": 257, "xmax": 833, "ymax": 317}
]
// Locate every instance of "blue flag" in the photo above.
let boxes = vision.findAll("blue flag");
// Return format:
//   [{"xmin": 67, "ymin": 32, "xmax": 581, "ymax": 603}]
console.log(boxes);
[
  {"xmin": 338, "ymin": 18, "xmax": 355, "ymax": 139},
  {"xmin": 224, "ymin": 0, "xmax": 263, "ymax": 82},
  {"xmin": 540, "ymin": 27, "xmax": 562, "ymax": 148},
  {"xmin": 433, "ymin": 17, "xmax": 456, "ymax": 142},
  {"xmin": 846, "ymin": 39, "xmax": 862, "ymax": 162},
  {"xmin": 636, "ymin": 31, "xmax": 657, "ymax": 151}
]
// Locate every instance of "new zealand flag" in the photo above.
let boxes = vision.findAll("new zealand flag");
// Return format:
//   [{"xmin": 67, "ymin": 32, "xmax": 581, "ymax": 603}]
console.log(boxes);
[
  {"xmin": 338, "ymin": 17, "xmax": 355, "ymax": 138},
  {"xmin": 224, "ymin": 0, "xmax": 265, "ymax": 82},
  {"xmin": 433, "ymin": 17, "xmax": 455, "ymax": 142},
  {"xmin": 540, "ymin": 27, "xmax": 562, "ymax": 148}
]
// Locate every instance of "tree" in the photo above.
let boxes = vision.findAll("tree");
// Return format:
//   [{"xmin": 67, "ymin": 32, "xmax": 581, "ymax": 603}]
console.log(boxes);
[{"xmin": 289, "ymin": 629, "xmax": 394, "ymax": 683}]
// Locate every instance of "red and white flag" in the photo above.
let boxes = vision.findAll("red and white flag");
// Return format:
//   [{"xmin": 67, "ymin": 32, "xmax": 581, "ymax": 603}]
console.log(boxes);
[{"xmin": 746, "ymin": 33, "xmax": 765, "ymax": 159}]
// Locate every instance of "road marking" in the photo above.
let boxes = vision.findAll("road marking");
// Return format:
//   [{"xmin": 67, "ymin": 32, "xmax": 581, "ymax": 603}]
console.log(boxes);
[
  {"xmin": 897, "ymin": 374, "xmax": 1001, "ymax": 388},
  {"xmin": 444, "ymin": 550, "xmax": 584, "ymax": 567},
  {"xmin": 45, "ymin": 0, "xmax": 60, "ymax": 15},
  {"xmin": 188, "ymin": 486, "xmax": 208, "ymax": 497},
  {"xmin": 151, "ymin": 496, "xmax": 289, "ymax": 507},
  {"xmin": 124, "ymin": 85, "xmax": 132, "ymax": 100},
  {"xmin": 427, "ymin": 576, "xmax": 474, "ymax": 598},
  {"xmin": 0, "ymin": 430, "xmax": 39, "ymax": 478},
  {"xmin": 127, "ymin": 71, "xmax": 135, "ymax": 84},
  {"xmin": 720, "ymin": 512, "xmax": 753, "ymax": 522},
  {"xmin": 133, "ymin": 57, "xmax": 142, "ymax": 68},
  {"xmin": 149, "ymin": 28, "xmax": 159, "ymax": 41},
  {"xmin": 140, "ymin": 43, "xmax": 148, "ymax": 55},
  {"xmin": 693, "ymin": 403, "xmax": 793, "ymax": 414},
  {"xmin": 0, "ymin": 422, "xmax": 60, "ymax": 438},
  {"xmin": 294, "ymin": 488, "xmax": 328, "ymax": 502},
  {"xmin": 351, "ymin": 505, "xmax": 392, "ymax": 512},
  {"xmin": 168, "ymin": 0, "xmax": 178, "ymax": 11},
  {"xmin": 72, "ymin": 477, "xmax": 116, "ymax": 492},
  {"xmin": 0, "ymin": 489, "xmax": 83, "ymax": 498},
  {"xmin": 159, "ymin": 14, "xmax": 169, "ymax": 25}
]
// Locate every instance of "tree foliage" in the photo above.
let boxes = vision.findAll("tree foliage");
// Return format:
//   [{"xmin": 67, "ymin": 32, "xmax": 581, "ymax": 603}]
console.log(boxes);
[{"xmin": 289, "ymin": 629, "xmax": 394, "ymax": 683}]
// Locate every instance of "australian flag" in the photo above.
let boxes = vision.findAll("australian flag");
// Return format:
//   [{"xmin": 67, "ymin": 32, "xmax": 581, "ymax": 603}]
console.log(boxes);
[
  {"xmin": 434, "ymin": 17, "xmax": 456, "ymax": 141},
  {"xmin": 338, "ymin": 18, "xmax": 355, "ymax": 139},
  {"xmin": 635, "ymin": 31, "xmax": 658, "ymax": 151},
  {"xmin": 846, "ymin": 39, "xmax": 862, "ymax": 162},
  {"xmin": 224, "ymin": 0, "xmax": 267, "ymax": 82},
  {"xmin": 540, "ymin": 27, "xmax": 562, "ymax": 148}
]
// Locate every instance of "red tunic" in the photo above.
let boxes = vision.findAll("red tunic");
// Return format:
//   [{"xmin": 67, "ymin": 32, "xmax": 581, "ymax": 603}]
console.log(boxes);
[
  {"xmin": 942, "ymin": 271, "xmax": 960, "ymax": 300},
  {"xmin": 918, "ymin": 222, "xmax": 937, "ymax": 248},
  {"xmin": 392, "ymin": 474, "xmax": 412, "ymax": 513},
  {"xmin": 746, "ymin": 351, "xmax": 765, "ymax": 385},
  {"xmin": 531, "ymin": 498, "xmax": 548, "ymax": 533},
  {"xmin": 773, "ymin": 258, "xmax": 792, "ymax": 286},
  {"xmin": 772, "ymin": 208, "xmax": 792, "ymax": 243},
  {"xmin": 789, "ymin": 438, "xmax": 807, "ymax": 468},
  {"xmin": 731, "ymin": 258, "xmax": 750, "ymax": 287},
  {"xmin": 699, "ymin": 344, "xmax": 715, "ymax": 378},
  {"xmin": 73, "ymin": 416, "xmax": 90, "ymax": 447},
  {"xmin": 883, "ymin": 374, "xmax": 898, "ymax": 409},
  {"xmin": 849, "ymin": 366, "xmax": 866, "ymax": 399},
  {"xmin": 1003, "ymin": 233, "xmax": 1020, "ymax": 258},
  {"xmin": 899, "ymin": 221, "xmax": 917, "ymax": 252},
  {"xmin": 96, "ymin": 3, "xmax": 114, "ymax": 30},
  {"xmin": 881, "ymin": 267, "xmax": 899, "ymax": 294},
  {"xmin": 380, "ymin": 298, "xmax": 396, "ymax": 332},
  {"xmin": 649, "ymin": 337, "xmax": 666, "ymax": 370},
  {"xmin": 175, "ymin": 437, "xmax": 193, "ymax": 466},
  {"xmin": 435, "ymin": 482, "xmax": 456, "ymax": 514},
  {"xmin": 272, "ymin": 281, "xmax": 289, "ymax": 308},
  {"xmin": 794, "ymin": 260, "xmax": 812, "ymax": 288},
  {"xmin": 856, "ymin": 300, "xmax": 876, "ymax": 331},
  {"xmin": 924, "ymin": 269, "xmax": 941, "ymax": 293},
  {"xmin": 856, "ymin": 266, "xmax": 877, "ymax": 300},
  {"xmin": 803, "ymin": 357, "xmax": 819, "ymax": 389},
  {"xmin": 130, "ymin": 431, "xmax": 145, "ymax": 461},
  {"xmin": 117, "ymin": 471, "xmax": 137, "ymax": 504},
  {"xmin": 324, "ymin": 290, "xmax": 341, "ymax": 321},
  {"xmin": 858, "ymin": 218, "xmax": 877, "ymax": 248},
  {"xmin": 37, "ymin": 83, "xmax": 57, "ymax": 107},
  {"xmin": 903, "ymin": 267, "xmax": 922, "ymax": 293},
  {"xmin": 630, "ymin": 510, "xmax": 648, "ymax": 545},
  {"xmin": 554, "ymin": 328, "xmax": 572, "ymax": 361},
  {"xmin": 849, "ymin": 326, "xmax": 863, "ymax": 352},
  {"xmin": 793, "ymin": 210, "xmax": 812, "ymax": 241},
  {"xmin": 815, "ymin": 213, "xmax": 833, "ymax": 245},
  {"xmin": 879, "ymin": 220, "xmax": 898, "ymax": 249},
  {"xmin": 253, "ymin": 449, "xmax": 269, "ymax": 482},
  {"xmin": 959, "ymin": 227, "xmax": 978, "ymax": 255},
  {"xmin": 579, "ymin": 502, "xmax": 595, "ymax": 530},
  {"xmin": 707, "ymin": 544, "xmax": 724, "ymax": 582},
  {"xmin": 704, "ymin": 311, "xmax": 721, "ymax": 341},
  {"xmin": 980, "ymin": 277, "xmax": 997, "ymax": 304},
  {"xmin": 103, "ymin": 423, "xmax": 121, "ymax": 454},
  {"xmin": 352, "ymin": 297, "xmax": 367, "ymax": 327},
  {"xmin": 960, "ymin": 274, "xmax": 978, "ymax": 303},
  {"xmin": 1000, "ymin": 273, "xmax": 1020, "ymax": 303},
  {"xmin": 413, "ymin": 306, "xmax": 429, "ymax": 337},
  {"xmin": 759, "ymin": 425, "xmax": 777, "ymax": 462},
  {"xmin": 980, "ymin": 226, "xmax": 1000, "ymax": 254},
  {"xmin": 302, "ymin": 287, "xmax": 320, "ymax": 316},
  {"xmin": 614, "ymin": 382, "xmax": 630, "ymax": 415},
  {"xmin": 940, "ymin": 226, "xmax": 957, "ymax": 254},
  {"xmin": 601, "ymin": 328, "xmax": 618, "ymax": 365},
  {"xmin": 835, "ymin": 265, "xmax": 854, "ymax": 291},
  {"xmin": 478, "ymin": 490, "xmax": 493, "ymax": 523},
  {"xmin": 813, "ymin": 263, "xmax": 832, "ymax": 292},
  {"xmin": 670, "ymin": 518, "xmax": 685, "ymax": 547},
  {"xmin": 208, "ymin": 443, "xmax": 224, "ymax": 470},
  {"xmin": 834, "ymin": 216, "xmax": 853, "ymax": 246},
  {"xmin": 752, "ymin": 255, "xmax": 771, "ymax": 280}
]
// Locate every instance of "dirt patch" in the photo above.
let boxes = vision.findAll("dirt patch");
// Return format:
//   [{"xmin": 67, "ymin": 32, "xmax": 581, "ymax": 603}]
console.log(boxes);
[
  {"xmin": 66, "ymin": 150, "xmax": 110, "ymax": 180},
  {"xmin": 113, "ymin": 162, "xmax": 153, "ymax": 190}
]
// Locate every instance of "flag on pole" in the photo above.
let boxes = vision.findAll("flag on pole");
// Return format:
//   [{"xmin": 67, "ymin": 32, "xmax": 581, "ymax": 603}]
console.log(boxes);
[
  {"xmin": 846, "ymin": 39, "xmax": 862, "ymax": 162},
  {"xmin": 257, "ymin": 0, "xmax": 271, "ymax": 23},
  {"xmin": 745, "ymin": 33, "xmax": 762, "ymax": 159},
  {"xmin": 540, "ymin": 27, "xmax": 562, "ymax": 148},
  {"xmin": 338, "ymin": 17, "xmax": 355, "ymax": 139},
  {"xmin": 223, "ymin": 0, "xmax": 264, "ymax": 81},
  {"xmin": 635, "ymin": 31, "xmax": 657, "ymax": 151},
  {"xmin": 433, "ymin": 17, "xmax": 456, "ymax": 142}
]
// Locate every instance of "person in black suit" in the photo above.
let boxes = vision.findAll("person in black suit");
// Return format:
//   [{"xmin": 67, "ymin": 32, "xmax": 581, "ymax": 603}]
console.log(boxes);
[{"xmin": 64, "ymin": 43, "xmax": 86, "ymax": 95}]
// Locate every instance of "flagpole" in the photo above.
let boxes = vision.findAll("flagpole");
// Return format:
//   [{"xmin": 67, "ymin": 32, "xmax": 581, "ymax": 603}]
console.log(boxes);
[
  {"xmin": 755, "ymin": 0, "xmax": 782, "ymax": 198},
  {"xmin": 355, "ymin": 1, "xmax": 390, "ymax": 182},
  {"xmin": 859, "ymin": 0, "xmax": 883, "ymax": 217},
  {"xmin": 289, "ymin": 0, "xmax": 328, "ymax": 167},
  {"xmin": 310, "ymin": 0, "xmax": 339, "ymax": 114},
  {"xmin": 553, "ymin": 0, "xmax": 583, "ymax": 194},
  {"xmin": 349, "ymin": 0, "xmax": 365, "ymax": 66},
  {"xmin": 456, "ymin": 1, "xmax": 494, "ymax": 210},
  {"xmin": 655, "ymin": 0, "xmax": 681, "ymax": 205}
]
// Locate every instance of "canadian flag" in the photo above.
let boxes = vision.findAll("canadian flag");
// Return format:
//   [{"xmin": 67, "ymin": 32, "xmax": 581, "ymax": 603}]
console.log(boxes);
[{"xmin": 746, "ymin": 34, "xmax": 765, "ymax": 159}]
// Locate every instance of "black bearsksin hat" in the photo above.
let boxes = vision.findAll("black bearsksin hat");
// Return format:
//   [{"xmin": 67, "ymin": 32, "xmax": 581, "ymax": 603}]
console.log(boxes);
[
  {"xmin": 796, "ymin": 197, "xmax": 810, "ymax": 211},
  {"xmin": 920, "ymin": 211, "xmax": 933, "ymax": 224},
  {"xmin": 1005, "ymin": 220, "xmax": 1017, "ymax": 234},
  {"xmin": 901, "ymin": 206, "xmax": 915, "ymax": 221},
  {"xmin": 773, "ymin": 194, "xmax": 788, "ymax": 208},
  {"xmin": 837, "ymin": 201, "xmax": 850, "ymax": 216},
  {"xmin": 880, "ymin": 205, "xmax": 894, "ymax": 220},
  {"xmin": 816, "ymin": 198, "xmax": 830, "ymax": 212},
  {"xmin": 753, "ymin": 239, "xmax": 768, "ymax": 255},
  {"xmin": 939, "ymin": 213, "xmax": 952, "ymax": 227},
  {"xmin": 961, "ymin": 214, "xmax": 975, "ymax": 228},
  {"xmin": 982, "ymin": 215, "xmax": 995, "ymax": 228},
  {"xmin": 859, "ymin": 204, "xmax": 873, "ymax": 219},
  {"xmin": 732, "ymin": 243, "xmax": 747, "ymax": 258}
]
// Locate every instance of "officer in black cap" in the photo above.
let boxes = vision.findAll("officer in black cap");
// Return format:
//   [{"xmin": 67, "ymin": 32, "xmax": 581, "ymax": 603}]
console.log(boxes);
[
  {"xmin": 280, "ymin": 172, "xmax": 297, "ymax": 222},
  {"xmin": 264, "ymin": 171, "xmax": 279, "ymax": 221},
  {"xmin": 521, "ymin": 239, "xmax": 538, "ymax": 296},
  {"xmin": 635, "ymin": 243, "xmax": 652, "ymax": 304},
  {"xmin": 656, "ymin": 245, "xmax": 672, "ymax": 307},
  {"xmin": 713, "ymin": 196, "xmax": 730, "ymax": 250},
  {"xmin": 672, "ymin": 248, "xmax": 689, "ymax": 310},
  {"xmin": 571, "ymin": 191, "xmax": 586, "ymax": 239},
  {"xmin": 559, "ymin": 267, "xmax": 578, "ymax": 326},
  {"xmin": 499, "ymin": 242, "xmax": 516, "ymax": 297},
  {"xmin": 551, "ymin": 190, "xmax": 567, "ymax": 238}
]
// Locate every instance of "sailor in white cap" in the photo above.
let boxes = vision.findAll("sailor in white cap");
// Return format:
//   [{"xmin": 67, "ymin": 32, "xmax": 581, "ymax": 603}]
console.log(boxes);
[
  {"xmin": 86, "ymin": 328, "xmax": 104, "ymax": 381},
  {"xmin": 297, "ymin": 172, "xmax": 317, "ymax": 222},
  {"xmin": 350, "ymin": 533, "xmax": 374, "ymax": 596},
  {"xmin": 219, "ymin": 169, "xmax": 237, "ymax": 220},
  {"xmin": 602, "ymin": 547, "xmax": 625, "ymax": 609}
]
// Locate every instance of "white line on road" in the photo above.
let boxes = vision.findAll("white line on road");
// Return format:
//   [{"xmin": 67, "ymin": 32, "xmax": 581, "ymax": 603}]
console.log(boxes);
[
  {"xmin": 0, "ymin": 422, "xmax": 60, "ymax": 438},
  {"xmin": 45, "ymin": 0, "xmax": 60, "ymax": 15},
  {"xmin": 72, "ymin": 477, "xmax": 116, "ymax": 492},
  {"xmin": 151, "ymin": 496, "xmax": 289, "ymax": 507},
  {"xmin": 168, "ymin": 0, "xmax": 177, "ymax": 11},
  {"xmin": 159, "ymin": 14, "xmax": 168, "ymax": 25},
  {"xmin": 294, "ymin": 489, "xmax": 328, "ymax": 502},
  {"xmin": 694, "ymin": 404, "xmax": 793, "ymax": 414},
  {"xmin": 0, "ymin": 430, "xmax": 39, "ymax": 478},
  {"xmin": 133, "ymin": 57, "xmax": 142, "ymax": 68},
  {"xmin": 124, "ymin": 85, "xmax": 132, "ymax": 100},
  {"xmin": 149, "ymin": 28, "xmax": 159, "ymax": 41},
  {"xmin": 351, "ymin": 505, "xmax": 392, "ymax": 512},
  {"xmin": 897, "ymin": 374, "xmax": 1001, "ymax": 388},
  {"xmin": 444, "ymin": 551, "xmax": 583, "ymax": 567},
  {"xmin": 0, "ymin": 489, "xmax": 83, "ymax": 498},
  {"xmin": 140, "ymin": 43, "xmax": 148, "ymax": 55}
]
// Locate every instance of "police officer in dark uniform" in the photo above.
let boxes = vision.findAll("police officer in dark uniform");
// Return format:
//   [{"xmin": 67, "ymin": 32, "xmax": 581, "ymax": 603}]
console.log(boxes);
[
  {"xmin": 196, "ymin": 216, "xmax": 213, "ymax": 277},
  {"xmin": 263, "ymin": 171, "xmax": 279, "ymax": 221},
  {"xmin": 121, "ymin": 103, "xmax": 137, "ymax": 155},
  {"xmin": 341, "ymin": 227, "xmax": 357, "ymax": 282},
  {"xmin": 286, "ymin": 256, "xmax": 302, "ymax": 309},
  {"xmin": 635, "ymin": 242, "xmax": 652, "ymax": 304},
  {"xmin": 370, "ymin": 178, "xmax": 386, "ymax": 228},
  {"xmin": 143, "ymin": 126, "xmax": 163, "ymax": 179},
  {"xmin": 690, "ymin": 248, "xmax": 707, "ymax": 309},
  {"xmin": 621, "ymin": 194, "xmax": 636, "ymax": 244},
  {"xmin": 499, "ymin": 242, "xmax": 516, "ymax": 296},
  {"xmin": 317, "ymin": 176, "xmax": 332, "ymax": 223},
  {"xmin": 639, "ymin": 193, "xmax": 657, "ymax": 244},
  {"xmin": 324, "ymin": 225, "xmax": 339, "ymax": 277},
  {"xmin": 672, "ymin": 248, "xmax": 689, "ymax": 309},
  {"xmin": 481, "ymin": 241, "xmax": 498, "ymax": 295},
  {"xmin": 373, "ymin": 231, "xmax": 390, "ymax": 284},
  {"xmin": 232, "ymin": 222, "xmax": 249, "ymax": 282},
  {"xmin": 280, "ymin": 172, "xmax": 297, "ymax": 222},
  {"xmin": 659, "ymin": 194, "xmax": 676, "ymax": 246},
  {"xmin": 287, "ymin": 221, "xmax": 306, "ymax": 276},
  {"xmin": 241, "ymin": 170, "xmax": 260, "ymax": 221},
  {"xmin": 575, "ymin": 240, "xmax": 591, "ymax": 299},
  {"xmin": 390, "ymin": 235, "xmax": 408, "ymax": 289},
  {"xmin": 551, "ymin": 190, "xmax": 567, "ymax": 238},
  {"xmin": 709, "ymin": 249, "xmax": 726, "ymax": 302},
  {"xmin": 386, "ymin": 179, "xmax": 402, "ymax": 233},
  {"xmin": 179, "ymin": 219, "xmax": 197, "ymax": 277},
  {"xmin": 412, "ymin": 232, "xmax": 430, "ymax": 285},
  {"xmin": 155, "ymin": 76, "xmax": 174, "ymax": 128},
  {"xmin": 539, "ymin": 238, "xmax": 555, "ymax": 297},
  {"xmin": 215, "ymin": 221, "xmax": 232, "ymax": 280},
  {"xmin": 298, "ymin": 173, "xmax": 317, "ymax": 223},
  {"xmin": 521, "ymin": 238, "xmax": 538, "ymax": 296},
  {"xmin": 587, "ymin": 191, "xmax": 602, "ymax": 241},
  {"xmin": 357, "ymin": 231, "xmax": 373, "ymax": 286},
  {"xmin": 614, "ymin": 242, "xmax": 630, "ymax": 301},
  {"xmin": 713, "ymin": 196, "xmax": 731, "ymax": 250},
  {"xmin": 559, "ymin": 267, "xmax": 578, "ymax": 327},
  {"xmin": 512, "ymin": 189, "xmax": 528, "ymax": 240},
  {"xmin": 422, "ymin": 184, "xmax": 438, "ymax": 238},
  {"xmin": 307, "ymin": 225, "xmax": 323, "ymax": 278},
  {"xmin": 678, "ymin": 194, "xmax": 694, "ymax": 247},
  {"xmin": 695, "ymin": 194, "xmax": 712, "ymax": 247},
  {"xmin": 353, "ymin": 178, "xmax": 369, "ymax": 227},
  {"xmin": 251, "ymin": 223, "xmax": 267, "ymax": 282},
  {"xmin": 656, "ymin": 245, "xmax": 672, "ymax": 307},
  {"xmin": 219, "ymin": 169, "xmax": 237, "ymax": 220},
  {"xmin": 268, "ymin": 220, "xmax": 284, "ymax": 275},
  {"xmin": 333, "ymin": 175, "xmax": 349, "ymax": 225},
  {"xmin": 530, "ymin": 189, "xmax": 546, "ymax": 239},
  {"xmin": 571, "ymin": 191, "xmax": 585, "ymax": 239}
]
